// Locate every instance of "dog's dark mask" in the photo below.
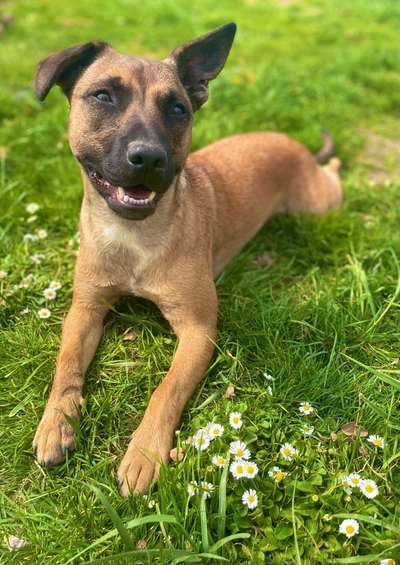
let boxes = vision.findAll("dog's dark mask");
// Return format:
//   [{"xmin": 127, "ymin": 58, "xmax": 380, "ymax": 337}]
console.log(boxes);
[{"xmin": 35, "ymin": 24, "xmax": 236, "ymax": 220}]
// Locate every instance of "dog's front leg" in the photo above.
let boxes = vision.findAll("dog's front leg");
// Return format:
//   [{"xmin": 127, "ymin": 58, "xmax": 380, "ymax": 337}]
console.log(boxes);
[
  {"xmin": 33, "ymin": 290, "xmax": 111, "ymax": 467},
  {"xmin": 117, "ymin": 283, "xmax": 217, "ymax": 495}
]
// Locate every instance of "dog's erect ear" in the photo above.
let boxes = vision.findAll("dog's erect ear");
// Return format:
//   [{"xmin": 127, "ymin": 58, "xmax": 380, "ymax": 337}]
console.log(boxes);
[
  {"xmin": 35, "ymin": 41, "xmax": 109, "ymax": 102},
  {"xmin": 169, "ymin": 23, "xmax": 236, "ymax": 111}
]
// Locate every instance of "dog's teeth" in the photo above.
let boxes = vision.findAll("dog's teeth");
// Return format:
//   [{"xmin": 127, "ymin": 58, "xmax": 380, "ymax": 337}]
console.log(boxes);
[
  {"xmin": 148, "ymin": 191, "xmax": 156, "ymax": 202},
  {"xmin": 117, "ymin": 187, "xmax": 125, "ymax": 200},
  {"xmin": 123, "ymin": 194, "xmax": 130, "ymax": 203}
]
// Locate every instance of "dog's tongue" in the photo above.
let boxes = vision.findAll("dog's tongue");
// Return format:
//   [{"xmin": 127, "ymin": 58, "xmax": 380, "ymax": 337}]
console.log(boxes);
[{"xmin": 124, "ymin": 186, "xmax": 152, "ymax": 198}]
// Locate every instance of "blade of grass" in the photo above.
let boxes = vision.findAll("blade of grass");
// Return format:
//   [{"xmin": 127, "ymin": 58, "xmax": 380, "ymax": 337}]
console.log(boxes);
[
  {"xmin": 67, "ymin": 514, "xmax": 181, "ymax": 563},
  {"xmin": 334, "ymin": 513, "xmax": 399, "ymax": 533},
  {"xmin": 217, "ymin": 455, "xmax": 229, "ymax": 541},
  {"xmin": 208, "ymin": 533, "xmax": 250, "ymax": 553},
  {"xmin": 200, "ymin": 494, "xmax": 209, "ymax": 552},
  {"xmin": 291, "ymin": 480, "xmax": 302, "ymax": 565},
  {"xmin": 91, "ymin": 486, "xmax": 134, "ymax": 551},
  {"xmin": 86, "ymin": 549, "xmax": 200, "ymax": 564}
]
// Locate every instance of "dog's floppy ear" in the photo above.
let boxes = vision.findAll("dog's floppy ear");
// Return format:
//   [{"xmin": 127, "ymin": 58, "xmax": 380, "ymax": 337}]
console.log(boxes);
[
  {"xmin": 169, "ymin": 23, "xmax": 236, "ymax": 111},
  {"xmin": 35, "ymin": 41, "xmax": 109, "ymax": 102}
]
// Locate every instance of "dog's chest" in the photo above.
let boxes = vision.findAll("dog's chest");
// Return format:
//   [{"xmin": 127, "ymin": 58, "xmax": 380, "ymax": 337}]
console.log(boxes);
[{"xmin": 94, "ymin": 223, "xmax": 161, "ymax": 293}]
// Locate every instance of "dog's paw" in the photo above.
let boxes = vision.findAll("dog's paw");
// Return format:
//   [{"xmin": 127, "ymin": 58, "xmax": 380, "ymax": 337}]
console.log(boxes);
[
  {"xmin": 32, "ymin": 406, "xmax": 78, "ymax": 467},
  {"xmin": 117, "ymin": 429, "xmax": 172, "ymax": 496}
]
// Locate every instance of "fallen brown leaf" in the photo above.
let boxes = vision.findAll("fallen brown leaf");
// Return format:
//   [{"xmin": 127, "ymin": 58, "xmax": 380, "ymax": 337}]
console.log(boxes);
[
  {"xmin": 170, "ymin": 447, "xmax": 184, "ymax": 462},
  {"xmin": 341, "ymin": 422, "xmax": 368, "ymax": 438},
  {"xmin": 122, "ymin": 329, "xmax": 137, "ymax": 342},
  {"xmin": 224, "ymin": 383, "xmax": 235, "ymax": 399},
  {"xmin": 136, "ymin": 539, "xmax": 147, "ymax": 550},
  {"xmin": 359, "ymin": 444, "xmax": 368, "ymax": 457},
  {"xmin": 254, "ymin": 252, "xmax": 274, "ymax": 268}
]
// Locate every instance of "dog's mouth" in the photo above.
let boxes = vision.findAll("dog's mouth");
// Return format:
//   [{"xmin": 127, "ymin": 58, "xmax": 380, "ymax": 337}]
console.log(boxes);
[{"xmin": 88, "ymin": 171, "xmax": 161, "ymax": 217}]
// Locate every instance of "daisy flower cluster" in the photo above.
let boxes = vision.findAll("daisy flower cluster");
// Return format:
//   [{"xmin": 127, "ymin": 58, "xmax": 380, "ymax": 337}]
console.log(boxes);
[
  {"xmin": 38, "ymin": 280, "xmax": 62, "ymax": 319},
  {"xmin": 340, "ymin": 472, "xmax": 379, "ymax": 499},
  {"xmin": 188, "ymin": 411, "xmax": 260, "ymax": 510}
]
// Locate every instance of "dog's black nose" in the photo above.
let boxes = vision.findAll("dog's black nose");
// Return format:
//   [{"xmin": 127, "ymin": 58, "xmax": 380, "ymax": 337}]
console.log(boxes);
[{"xmin": 127, "ymin": 143, "xmax": 167, "ymax": 172}]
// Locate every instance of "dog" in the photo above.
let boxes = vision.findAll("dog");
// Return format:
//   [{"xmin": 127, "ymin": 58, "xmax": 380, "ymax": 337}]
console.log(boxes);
[{"xmin": 32, "ymin": 23, "xmax": 342, "ymax": 495}]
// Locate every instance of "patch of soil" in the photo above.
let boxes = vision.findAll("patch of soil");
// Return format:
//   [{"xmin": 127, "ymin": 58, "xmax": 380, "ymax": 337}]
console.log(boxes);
[{"xmin": 358, "ymin": 128, "xmax": 400, "ymax": 184}]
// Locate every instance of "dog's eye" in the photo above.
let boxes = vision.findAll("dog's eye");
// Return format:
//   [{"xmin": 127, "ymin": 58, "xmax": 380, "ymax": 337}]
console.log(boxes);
[
  {"xmin": 171, "ymin": 102, "xmax": 187, "ymax": 116},
  {"xmin": 93, "ymin": 90, "xmax": 112, "ymax": 103}
]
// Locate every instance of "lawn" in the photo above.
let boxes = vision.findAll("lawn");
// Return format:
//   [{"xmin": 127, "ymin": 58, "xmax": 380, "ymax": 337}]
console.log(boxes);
[{"xmin": 1, "ymin": 0, "xmax": 400, "ymax": 563}]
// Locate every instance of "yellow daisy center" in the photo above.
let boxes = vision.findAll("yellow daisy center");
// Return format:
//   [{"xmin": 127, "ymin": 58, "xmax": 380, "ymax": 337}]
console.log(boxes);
[
  {"xmin": 237, "ymin": 465, "xmax": 244, "ymax": 474},
  {"xmin": 213, "ymin": 429, "xmax": 219, "ymax": 435},
  {"xmin": 237, "ymin": 449, "xmax": 244, "ymax": 457},
  {"xmin": 248, "ymin": 495, "xmax": 255, "ymax": 503},
  {"xmin": 283, "ymin": 448, "xmax": 290, "ymax": 456},
  {"xmin": 233, "ymin": 417, "xmax": 239, "ymax": 423},
  {"xmin": 346, "ymin": 525, "xmax": 354, "ymax": 534},
  {"xmin": 365, "ymin": 484, "xmax": 373, "ymax": 493},
  {"xmin": 352, "ymin": 478, "xmax": 360, "ymax": 485},
  {"xmin": 276, "ymin": 471, "xmax": 284, "ymax": 481},
  {"xmin": 373, "ymin": 438, "xmax": 382, "ymax": 446},
  {"xmin": 247, "ymin": 466, "xmax": 254, "ymax": 473}
]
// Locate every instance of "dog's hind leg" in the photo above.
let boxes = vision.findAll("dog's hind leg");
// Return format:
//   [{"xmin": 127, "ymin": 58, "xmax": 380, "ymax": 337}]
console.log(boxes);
[{"xmin": 285, "ymin": 156, "xmax": 343, "ymax": 216}]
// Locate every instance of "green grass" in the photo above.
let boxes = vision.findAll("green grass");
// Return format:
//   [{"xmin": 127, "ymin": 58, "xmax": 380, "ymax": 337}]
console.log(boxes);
[{"xmin": 1, "ymin": 0, "xmax": 400, "ymax": 563}]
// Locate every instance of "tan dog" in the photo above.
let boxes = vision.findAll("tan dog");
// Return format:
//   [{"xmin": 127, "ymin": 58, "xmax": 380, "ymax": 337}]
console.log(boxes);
[{"xmin": 32, "ymin": 23, "xmax": 342, "ymax": 495}]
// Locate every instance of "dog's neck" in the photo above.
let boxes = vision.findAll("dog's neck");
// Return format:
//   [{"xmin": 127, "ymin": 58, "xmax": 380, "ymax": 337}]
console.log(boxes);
[{"xmin": 79, "ymin": 171, "xmax": 185, "ymax": 258}]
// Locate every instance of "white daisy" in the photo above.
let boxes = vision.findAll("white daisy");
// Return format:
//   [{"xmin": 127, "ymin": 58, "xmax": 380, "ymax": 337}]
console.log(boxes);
[
  {"xmin": 7, "ymin": 534, "xmax": 28, "ymax": 551},
  {"xmin": 38, "ymin": 308, "xmax": 51, "ymax": 319},
  {"xmin": 339, "ymin": 518, "xmax": 359, "ymax": 538},
  {"xmin": 208, "ymin": 422, "xmax": 224, "ymax": 440},
  {"xmin": 347, "ymin": 473, "xmax": 362, "ymax": 489},
  {"xmin": 193, "ymin": 429, "xmax": 210, "ymax": 451},
  {"xmin": 229, "ymin": 411, "xmax": 242, "ymax": 429},
  {"xmin": 187, "ymin": 481, "xmax": 198, "ymax": 497},
  {"xmin": 279, "ymin": 443, "xmax": 298, "ymax": 461},
  {"xmin": 229, "ymin": 440, "xmax": 251, "ymax": 460},
  {"xmin": 367, "ymin": 435, "xmax": 385, "ymax": 448},
  {"xmin": 230, "ymin": 459, "xmax": 247, "ymax": 480},
  {"xmin": 302, "ymin": 425, "xmax": 314, "ymax": 436},
  {"xmin": 18, "ymin": 274, "xmax": 34, "ymax": 289},
  {"xmin": 43, "ymin": 287, "xmax": 57, "ymax": 300},
  {"xmin": 24, "ymin": 233, "xmax": 37, "ymax": 242},
  {"xmin": 0, "ymin": 270, "xmax": 7, "ymax": 279},
  {"xmin": 212, "ymin": 454, "xmax": 227, "ymax": 468},
  {"xmin": 200, "ymin": 482, "xmax": 214, "ymax": 499},
  {"xmin": 36, "ymin": 229, "xmax": 47, "ymax": 239},
  {"xmin": 49, "ymin": 280, "xmax": 62, "ymax": 290},
  {"xmin": 268, "ymin": 466, "xmax": 287, "ymax": 482},
  {"xmin": 244, "ymin": 461, "xmax": 259, "ymax": 479},
  {"xmin": 30, "ymin": 254, "xmax": 44, "ymax": 264},
  {"xmin": 242, "ymin": 489, "xmax": 258, "ymax": 509},
  {"xmin": 299, "ymin": 402, "xmax": 314, "ymax": 415},
  {"xmin": 26, "ymin": 202, "xmax": 39, "ymax": 214},
  {"xmin": 263, "ymin": 372, "xmax": 274, "ymax": 381},
  {"xmin": 340, "ymin": 475, "xmax": 351, "ymax": 489},
  {"xmin": 360, "ymin": 479, "xmax": 379, "ymax": 499}
]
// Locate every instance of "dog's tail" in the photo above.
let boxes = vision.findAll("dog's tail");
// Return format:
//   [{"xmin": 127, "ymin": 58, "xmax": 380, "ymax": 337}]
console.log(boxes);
[{"xmin": 315, "ymin": 129, "xmax": 336, "ymax": 164}]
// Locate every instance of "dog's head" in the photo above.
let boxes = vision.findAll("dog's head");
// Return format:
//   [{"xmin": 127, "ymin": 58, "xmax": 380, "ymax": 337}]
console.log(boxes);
[{"xmin": 35, "ymin": 24, "xmax": 236, "ymax": 220}]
